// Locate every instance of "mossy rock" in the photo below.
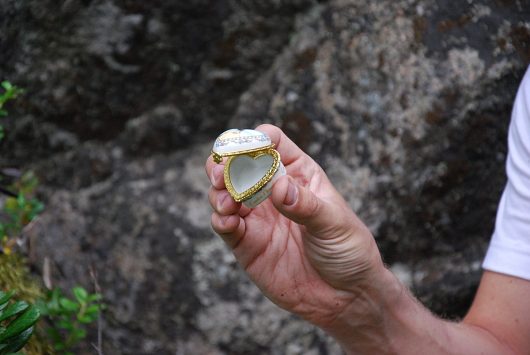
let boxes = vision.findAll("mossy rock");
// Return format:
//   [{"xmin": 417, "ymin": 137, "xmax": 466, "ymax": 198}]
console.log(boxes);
[{"xmin": 0, "ymin": 254, "xmax": 54, "ymax": 355}]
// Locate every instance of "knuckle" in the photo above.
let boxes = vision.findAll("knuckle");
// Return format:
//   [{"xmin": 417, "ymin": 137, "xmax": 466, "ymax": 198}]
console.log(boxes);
[
  {"xmin": 205, "ymin": 158, "xmax": 215, "ymax": 179},
  {"xmin": 256, "ymin": 123, "xmax": 284, "ymax": 138},
  {"xmin": 306, "ymin": 192, "xmax": 321, "ymax": 220},
  {"xmin": 217, "ymin": 192, "xmax": 230, "ymax": 212},
  {"xmin": 256, "ymin": 123, "xmax": 276, "ymax": 131},
  {"xmin": 208, "ymin": 187, "xmax": 218, "ymax": 209},
  {"xmin": 211, "ymin": 213, "xmax": 220, "ymax": 231}
]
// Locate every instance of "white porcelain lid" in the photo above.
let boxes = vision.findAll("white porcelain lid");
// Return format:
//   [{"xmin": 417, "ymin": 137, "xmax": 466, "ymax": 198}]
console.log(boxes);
[{"xmin": 212, "ymin": 129, "xmax": 273, "ymax": 156}]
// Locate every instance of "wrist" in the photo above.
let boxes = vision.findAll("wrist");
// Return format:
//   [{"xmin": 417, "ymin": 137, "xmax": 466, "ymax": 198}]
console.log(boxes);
[
  {"xmin": 320, "ymin": 265, "xmax": 414, "ymax": 354},
  {"xmin": 318, "ymin": 264, "xmax": 519, "ymax": 355}
]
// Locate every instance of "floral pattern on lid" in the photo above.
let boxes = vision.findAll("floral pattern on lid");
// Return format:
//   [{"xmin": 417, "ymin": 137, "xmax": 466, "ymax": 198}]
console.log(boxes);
[{"xmin": 212, "ymin": 129, "xmax": 274, "ymax": 163}]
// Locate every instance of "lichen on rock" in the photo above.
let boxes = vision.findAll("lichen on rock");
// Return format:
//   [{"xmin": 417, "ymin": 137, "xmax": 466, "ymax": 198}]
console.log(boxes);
[
  {"xmin": 0, "ymin": 254, "xmax": 54, "ymax": 355},
  {"xmin": 1, "ymin": 0, "xmax": 529, "ymax": 353}
]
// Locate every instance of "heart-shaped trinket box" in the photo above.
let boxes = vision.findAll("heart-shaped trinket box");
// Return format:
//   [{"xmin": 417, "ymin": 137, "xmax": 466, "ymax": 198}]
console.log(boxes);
[{"xmin": 212, "ymin": 129, "xmax": 286, "ymax": 208}]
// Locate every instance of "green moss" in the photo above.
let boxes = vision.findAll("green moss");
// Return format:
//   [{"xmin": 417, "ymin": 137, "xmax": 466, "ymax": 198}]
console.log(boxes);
[{"xmin": 0, "ymin": 254, "xmax": 54, "ymax": 355}]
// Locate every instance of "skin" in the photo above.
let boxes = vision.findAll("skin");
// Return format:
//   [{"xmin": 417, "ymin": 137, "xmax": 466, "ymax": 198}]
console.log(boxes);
[{"xmin": 206, "ymin": 124, "xmax": 530, "ymax": 355}]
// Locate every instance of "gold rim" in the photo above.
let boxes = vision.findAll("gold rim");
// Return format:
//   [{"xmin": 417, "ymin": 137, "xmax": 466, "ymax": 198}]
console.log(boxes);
[
  {"xmin": 211, "ymin": 144, "xmax": 275, "ymax": 164},
  {"xmin": 224, "ymin": 148, "xmax": 281, "ymax": 202}
]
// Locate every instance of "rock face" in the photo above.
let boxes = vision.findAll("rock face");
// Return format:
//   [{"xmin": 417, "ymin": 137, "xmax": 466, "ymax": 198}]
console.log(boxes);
[{"xmin": 1, "ymin": 0, "xmax": 529, "ymax": 354}]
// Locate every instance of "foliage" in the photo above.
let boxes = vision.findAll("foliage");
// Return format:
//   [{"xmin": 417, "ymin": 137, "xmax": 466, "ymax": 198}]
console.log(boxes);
[
  {"xmin": 0, "ymin": 82, "xmax": 44, "ymax": 354},
  {"xmin": 0, "ymin": 81, "xmax": 41, "ymax": 255},
  {"xmin": 0, "ymin": 256, "xmax": 51, "ymax": 355},
  {"xmin": 0, "ymin": 81, "xmax": 24, "ymax": 142},
  {"xmin": 0, "ymin": 172, "xmax": 44, "ymax": 255},
  {"xmin": 37, "ymin": 288, "xmax": 103, "ymax": 355},
  {"xmin": 0, "ymin": 290, "xmax": 40, "ymax": 355},
  {"xmin": 1, "ymin": 81, "xmax": 103, "ymax": 354}
]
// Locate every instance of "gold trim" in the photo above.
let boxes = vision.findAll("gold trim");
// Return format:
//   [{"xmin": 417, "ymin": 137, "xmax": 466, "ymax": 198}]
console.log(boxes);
[
  {"xmin": 211, "ymin": 144, "xmax": 275, "ymax": 164},
  {"xmin": 224, "ymin": 148, "xmax": 280, "ymax": 202},
  {"xmin": 212, "ymin": 152, "xmax": 223, "ymax": 163}
]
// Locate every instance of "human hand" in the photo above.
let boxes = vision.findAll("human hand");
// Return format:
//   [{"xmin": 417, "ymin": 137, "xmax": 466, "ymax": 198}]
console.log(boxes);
[
  {"xmin": 206, "ymin": 124, "xmax": 530, "ymax": 355},
  {"xmin": 205, "ymin": 124, "xmax": 385, "ymax": 327}
]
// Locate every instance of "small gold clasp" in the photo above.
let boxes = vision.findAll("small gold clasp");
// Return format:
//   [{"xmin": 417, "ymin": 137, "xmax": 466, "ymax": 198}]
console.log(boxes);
[{"xmin": 212, "ymin": 152, "xmax": 223, "ymax": 164}]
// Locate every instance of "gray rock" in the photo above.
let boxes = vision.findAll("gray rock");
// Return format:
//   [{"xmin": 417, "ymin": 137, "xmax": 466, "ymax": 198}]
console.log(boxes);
[
  {"xmin": 119, "ymin": 105, "xmax": 191, "ymax": 155},
  {"xmin": 1, "ymin": 0, "xmax": 529, "ymax": 354},
  {"xmin": 231, "ymin": 0, "xmax": 528, "ymax": 316}
]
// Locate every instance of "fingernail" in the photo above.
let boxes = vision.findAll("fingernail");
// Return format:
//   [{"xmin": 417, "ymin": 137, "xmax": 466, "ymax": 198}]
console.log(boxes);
[
  {"xmin": 212, "ymin": 165, "xmax": 224, "ymax": 185},
  {"xmin": 284, "ymin": 180, "xmax": 298, "ymax": 206}
]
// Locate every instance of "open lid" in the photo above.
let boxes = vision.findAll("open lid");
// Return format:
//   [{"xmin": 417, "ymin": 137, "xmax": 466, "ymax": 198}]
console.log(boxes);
[{"xmin": 211, "ymin": 129, "xmax": 274, "ymax": 163}]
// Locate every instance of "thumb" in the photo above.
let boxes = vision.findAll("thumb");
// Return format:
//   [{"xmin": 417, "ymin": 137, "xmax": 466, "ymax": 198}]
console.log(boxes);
[{"xmin": 271, "ymin": 176, "xmax": 343, "ymax": 236}]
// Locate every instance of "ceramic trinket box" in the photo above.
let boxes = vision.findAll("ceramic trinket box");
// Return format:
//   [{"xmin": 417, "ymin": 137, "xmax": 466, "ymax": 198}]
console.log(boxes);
[{"xmin": 211, "ymin": 129, "xmax": 286, "ymax": 208}]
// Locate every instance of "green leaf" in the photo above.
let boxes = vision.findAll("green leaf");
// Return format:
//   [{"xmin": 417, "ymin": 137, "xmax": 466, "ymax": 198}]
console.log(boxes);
[
  {"xmin": 53, "ymin": 341, "xmax": 65, "ymax": 351},
  {"xmin": 4, "ymin": 198, "xmax": 18, "ymax": 214},
  {"xmin": 0, "ymin": 292, "xmax": 15, "ymax": 309},
  {"xmin": 0, "ymin": 302, "xmax": 28, "ymax": 322},
  {"xmin": 33, "ymin": 299, "xmax": 49, "ymax": 317},
  {"xmin": 47, "ymin": 288, "xmax": 61, "ymax": 313},
  {"xmin": 28, "ymin": 200, "xmax": 44, "ymax": 219},
  {"xmin": 85, "ymin": 304, "xmax": 100, "ymax": 315},
  {"xmin": 72, "ymin": 287, "xmax": 88, "ymax": 303},
  {"xmin": 0, "ymin": 327, "xmax": 33, "ymax": 355},
  {"xmin": 1, "ymin": 81, "xmax": 12, "ymax": 91},
  {"xmin": 59, "ymin": 298, "xmax": 78, "ymax": 312},
  {"xmin": 77, "ymin": 315, "xmax": 94, "ymax": 324},
  {"xmin": 46, "ymin": 328, "xmax": 61, "ymax": 343},
  {"xmin": 16, "ymin": 195, "xmax": 24, "ymax": 208},
  {"xmin": 87, "ymin": 293, "xmax": 102, "ymax": 302},
  {"xmin": 0, "ymin": 306, "xmax": 40, "ymax": 343},
  {"xmin": 57, "ymin": 320, "xmax": 73, "ymax": 330},
  {"xmin": 71, "ymin": 328, "xmax": 86, "ymax": 340}
]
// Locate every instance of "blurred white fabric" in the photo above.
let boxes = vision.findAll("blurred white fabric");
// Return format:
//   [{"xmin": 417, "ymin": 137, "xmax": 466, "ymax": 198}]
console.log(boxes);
[{"xmin": 483, "ymin": 66, "xmax": 530, "ymax": 280}]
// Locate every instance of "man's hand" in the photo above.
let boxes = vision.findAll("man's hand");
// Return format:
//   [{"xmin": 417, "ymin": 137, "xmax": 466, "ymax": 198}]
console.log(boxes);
[
  {"xmin": 205, "ymin": 124, "xmax": 384, "ymax": 326},
  {"xmin": 205, "ymin": 124, "xmax": 527, "ymax": 355}
]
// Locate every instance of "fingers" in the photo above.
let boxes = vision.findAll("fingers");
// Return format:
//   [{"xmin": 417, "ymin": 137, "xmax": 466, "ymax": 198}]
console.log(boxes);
[
  {"xmin": 211, "ymin": 213, "xmax": 246, "ymax": 249},
  {"xmin": 208, "ymin": 187, "xmax": 241, "ymax": 215},
  {"xmin": 208, "ymin": 186, "xmax": 250, "ymax": 249},
  {"xmin": 208, "ymin": 185, "xmax": 251, "ymax": 216},
  {"xmin": 271, "ymin": 175, "xmax": 348, "ymax": 237},
  {"xmin": 205, "ymin": 155, "xmax": 226, "ymax": 189},
  {"xmin": 255, "ymin": 124, "xmax": 308, "ymax": 165}
]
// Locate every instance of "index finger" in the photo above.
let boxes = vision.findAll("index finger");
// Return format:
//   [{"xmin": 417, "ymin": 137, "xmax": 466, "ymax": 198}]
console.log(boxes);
[{"xmin": 205, "ymin": 155, "xmax": 226, "ymax": 190}]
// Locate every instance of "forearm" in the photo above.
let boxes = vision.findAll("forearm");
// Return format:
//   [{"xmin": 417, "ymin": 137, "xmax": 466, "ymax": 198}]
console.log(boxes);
[{"xmin": 322, "ymin": 267, "xmax": 516, "ymax": 355}]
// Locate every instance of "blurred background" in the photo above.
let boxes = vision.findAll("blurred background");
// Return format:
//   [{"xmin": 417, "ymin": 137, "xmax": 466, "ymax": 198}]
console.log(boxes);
[{"xmin": 1, "ymin": 0, "xmax": 529, "ymax": 353}]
